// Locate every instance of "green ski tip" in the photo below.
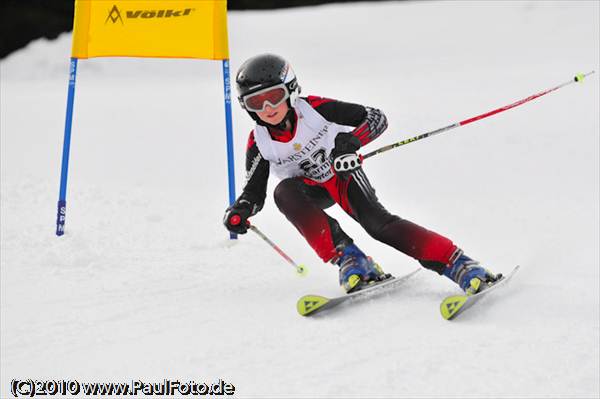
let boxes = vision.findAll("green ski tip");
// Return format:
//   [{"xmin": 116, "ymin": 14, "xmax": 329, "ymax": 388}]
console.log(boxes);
[
  {"xmin": 297, "ymin": 295, "xmax": 329, "ymax": 316},
  {"xmin": 440, "ymin": 295, "xmax": 468, "ymax": 320}
]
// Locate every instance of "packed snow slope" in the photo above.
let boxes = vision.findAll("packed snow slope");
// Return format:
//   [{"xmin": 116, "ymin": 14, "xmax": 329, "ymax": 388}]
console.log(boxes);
[{"xmin": 1, "ymin": 1, "xmax": 599, "ymax": 398}]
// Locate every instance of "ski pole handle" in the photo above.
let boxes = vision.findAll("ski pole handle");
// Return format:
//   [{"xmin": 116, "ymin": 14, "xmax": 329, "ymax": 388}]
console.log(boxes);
[
  {"xmin": 363, "ymin": 71, "xmax": 595, "ymax": 160},
  {"xmin": 248, "ymin": 224, "xmax": 308, "ymax": 277},
  {"xmin": 229, "ymin": 214, "xmax": 242, "ymax": 226}
]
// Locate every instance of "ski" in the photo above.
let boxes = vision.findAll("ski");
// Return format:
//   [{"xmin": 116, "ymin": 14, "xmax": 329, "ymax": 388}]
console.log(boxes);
[
  {"xmin": 297, "ymin": 268, "xmax": 420, "ymax": 316},
  {"xmin": 440, "ymin": 265, "xmax": 520, "ymax": 320}
]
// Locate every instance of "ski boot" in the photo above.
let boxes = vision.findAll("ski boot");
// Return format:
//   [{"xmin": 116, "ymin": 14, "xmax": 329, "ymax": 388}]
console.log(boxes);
[
  {"xmin": 334, "ymin": 243, "xmax": 391, "ymax": 293},
  {"xmin": 444, "ymin": 253, "xmax": 502, "ymax": 295}
]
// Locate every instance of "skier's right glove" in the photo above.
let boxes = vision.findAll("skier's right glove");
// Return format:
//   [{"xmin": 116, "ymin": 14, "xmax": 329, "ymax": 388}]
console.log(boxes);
[{"xmin": 223, "ymin": 199, "xmax": 254, "ymax": 234}]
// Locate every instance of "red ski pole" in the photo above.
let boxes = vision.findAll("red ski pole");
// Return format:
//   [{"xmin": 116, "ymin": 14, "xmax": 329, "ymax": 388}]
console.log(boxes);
[
  {"xmin": 228, "ymin": 214, "xmax": 307, "ymax": 276},
  {"xmin": 362, "ymin": 71, "xmax": 595, "ymax": 160},
  {"xmin": 248, "ymin": 223, "xmax": 308, "ymax": 277}
]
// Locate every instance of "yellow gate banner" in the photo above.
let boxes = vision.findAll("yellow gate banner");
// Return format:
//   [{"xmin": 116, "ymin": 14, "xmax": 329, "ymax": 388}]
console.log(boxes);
[{"xmin": 71, "ymin": 0, "xmax": 229, "ymax": 59}]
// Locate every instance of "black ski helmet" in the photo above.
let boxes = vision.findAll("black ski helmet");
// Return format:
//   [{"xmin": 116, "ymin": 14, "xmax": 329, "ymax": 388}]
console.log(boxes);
[{"xmin": 236, "ymin": 54, "xmax": 301, "ymax": 124}]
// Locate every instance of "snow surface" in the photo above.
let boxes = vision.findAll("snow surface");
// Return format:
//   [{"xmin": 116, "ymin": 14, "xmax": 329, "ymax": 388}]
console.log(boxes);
[{"xmin": 1, "ymin": 1, "xmax": 599, "ymax": 397}]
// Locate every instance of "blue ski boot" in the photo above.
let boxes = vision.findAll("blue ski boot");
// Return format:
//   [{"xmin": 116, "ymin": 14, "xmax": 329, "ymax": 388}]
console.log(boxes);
[
  {"xmin": 334, "ymin": 243, "xmax": 390, "ymax": 293},
  {"xmin": 444, "ymin": 253, "xmax": 501, "ymax": 295}
]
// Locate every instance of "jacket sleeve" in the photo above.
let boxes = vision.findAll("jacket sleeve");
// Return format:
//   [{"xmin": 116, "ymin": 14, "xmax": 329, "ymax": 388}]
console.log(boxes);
[
  {"xmin": 304, "ymin": 95, "xmax": 388, "ymax": 146},
  {"xmin": 236, "ymin": 130, "xmax": 270, "ymax": 215}
]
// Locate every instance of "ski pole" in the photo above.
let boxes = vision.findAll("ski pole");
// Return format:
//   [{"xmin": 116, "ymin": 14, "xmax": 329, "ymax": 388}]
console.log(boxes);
[
  {"xmin": 248, "ymin": 223, "xmax": 308, "ymax": 277},
  {"xmin": 228, "ymin": 214, "xmax": 308, "ymax": 276},
  {"xmin": 362, "ymin": 71, "xmax": 595, "ymax": 160}
]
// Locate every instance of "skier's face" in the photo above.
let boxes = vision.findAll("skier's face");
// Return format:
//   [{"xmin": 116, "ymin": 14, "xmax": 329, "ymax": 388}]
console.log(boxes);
[{"xmin": 256, "ymin": 101, "xmax": 289, "ymax": 125}]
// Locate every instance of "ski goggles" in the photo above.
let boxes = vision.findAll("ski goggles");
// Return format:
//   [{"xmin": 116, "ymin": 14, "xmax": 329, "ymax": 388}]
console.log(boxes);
[{"xmin": 242, "ymin": 84, "xmax": 290, "ymax": 113}]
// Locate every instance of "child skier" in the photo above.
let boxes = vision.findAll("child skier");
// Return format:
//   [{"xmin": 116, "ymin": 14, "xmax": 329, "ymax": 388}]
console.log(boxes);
[{"xmin": 223, "ymin": 53, "xmax": 499, "ymax": 294}]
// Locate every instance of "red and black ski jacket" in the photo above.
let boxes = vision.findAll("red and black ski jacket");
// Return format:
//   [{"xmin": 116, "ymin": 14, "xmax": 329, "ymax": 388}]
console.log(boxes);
[{"xmin": 237, "ymin": 96, "xmax": 388, "ymax": 215}]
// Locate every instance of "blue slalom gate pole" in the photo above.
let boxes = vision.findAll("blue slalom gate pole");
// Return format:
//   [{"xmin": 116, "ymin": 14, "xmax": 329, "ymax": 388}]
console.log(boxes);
[
  {"xmin": 222, "ymin": 59, "xmax": 237, "ymax": 239},
  {"xmin": 56, "ymin": 57, "xmax": 78, "ymax": 236}
]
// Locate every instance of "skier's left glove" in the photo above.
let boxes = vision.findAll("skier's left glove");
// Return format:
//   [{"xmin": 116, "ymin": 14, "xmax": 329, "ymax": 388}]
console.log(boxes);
[
  {"xmin": 223, "ymin": 199, "xmax": 254, "ymax": 234},
  {"xmin": 330, "ymin": 132, "xmax": 363, "ymax": 178}
]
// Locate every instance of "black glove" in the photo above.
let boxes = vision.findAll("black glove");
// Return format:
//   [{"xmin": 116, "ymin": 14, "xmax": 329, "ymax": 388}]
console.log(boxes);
[
  {"xmin": 223, "ymin": 199, "xmax": 254, "ymax": 234},
  {"xmin": 330, "ymin": 132, "xmax": 362, "ymax": 178}
]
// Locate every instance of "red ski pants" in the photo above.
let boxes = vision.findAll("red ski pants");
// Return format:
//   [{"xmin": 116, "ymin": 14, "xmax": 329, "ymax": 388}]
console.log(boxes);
[{"xmin": 273, "ymin": 170, "xmax": 459, "ymax": 273}]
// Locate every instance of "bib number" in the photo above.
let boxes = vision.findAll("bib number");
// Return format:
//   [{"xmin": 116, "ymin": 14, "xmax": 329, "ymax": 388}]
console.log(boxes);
[{"xmin": 299, "ymin": 148, "xmax": 328, "ymax": 174}]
